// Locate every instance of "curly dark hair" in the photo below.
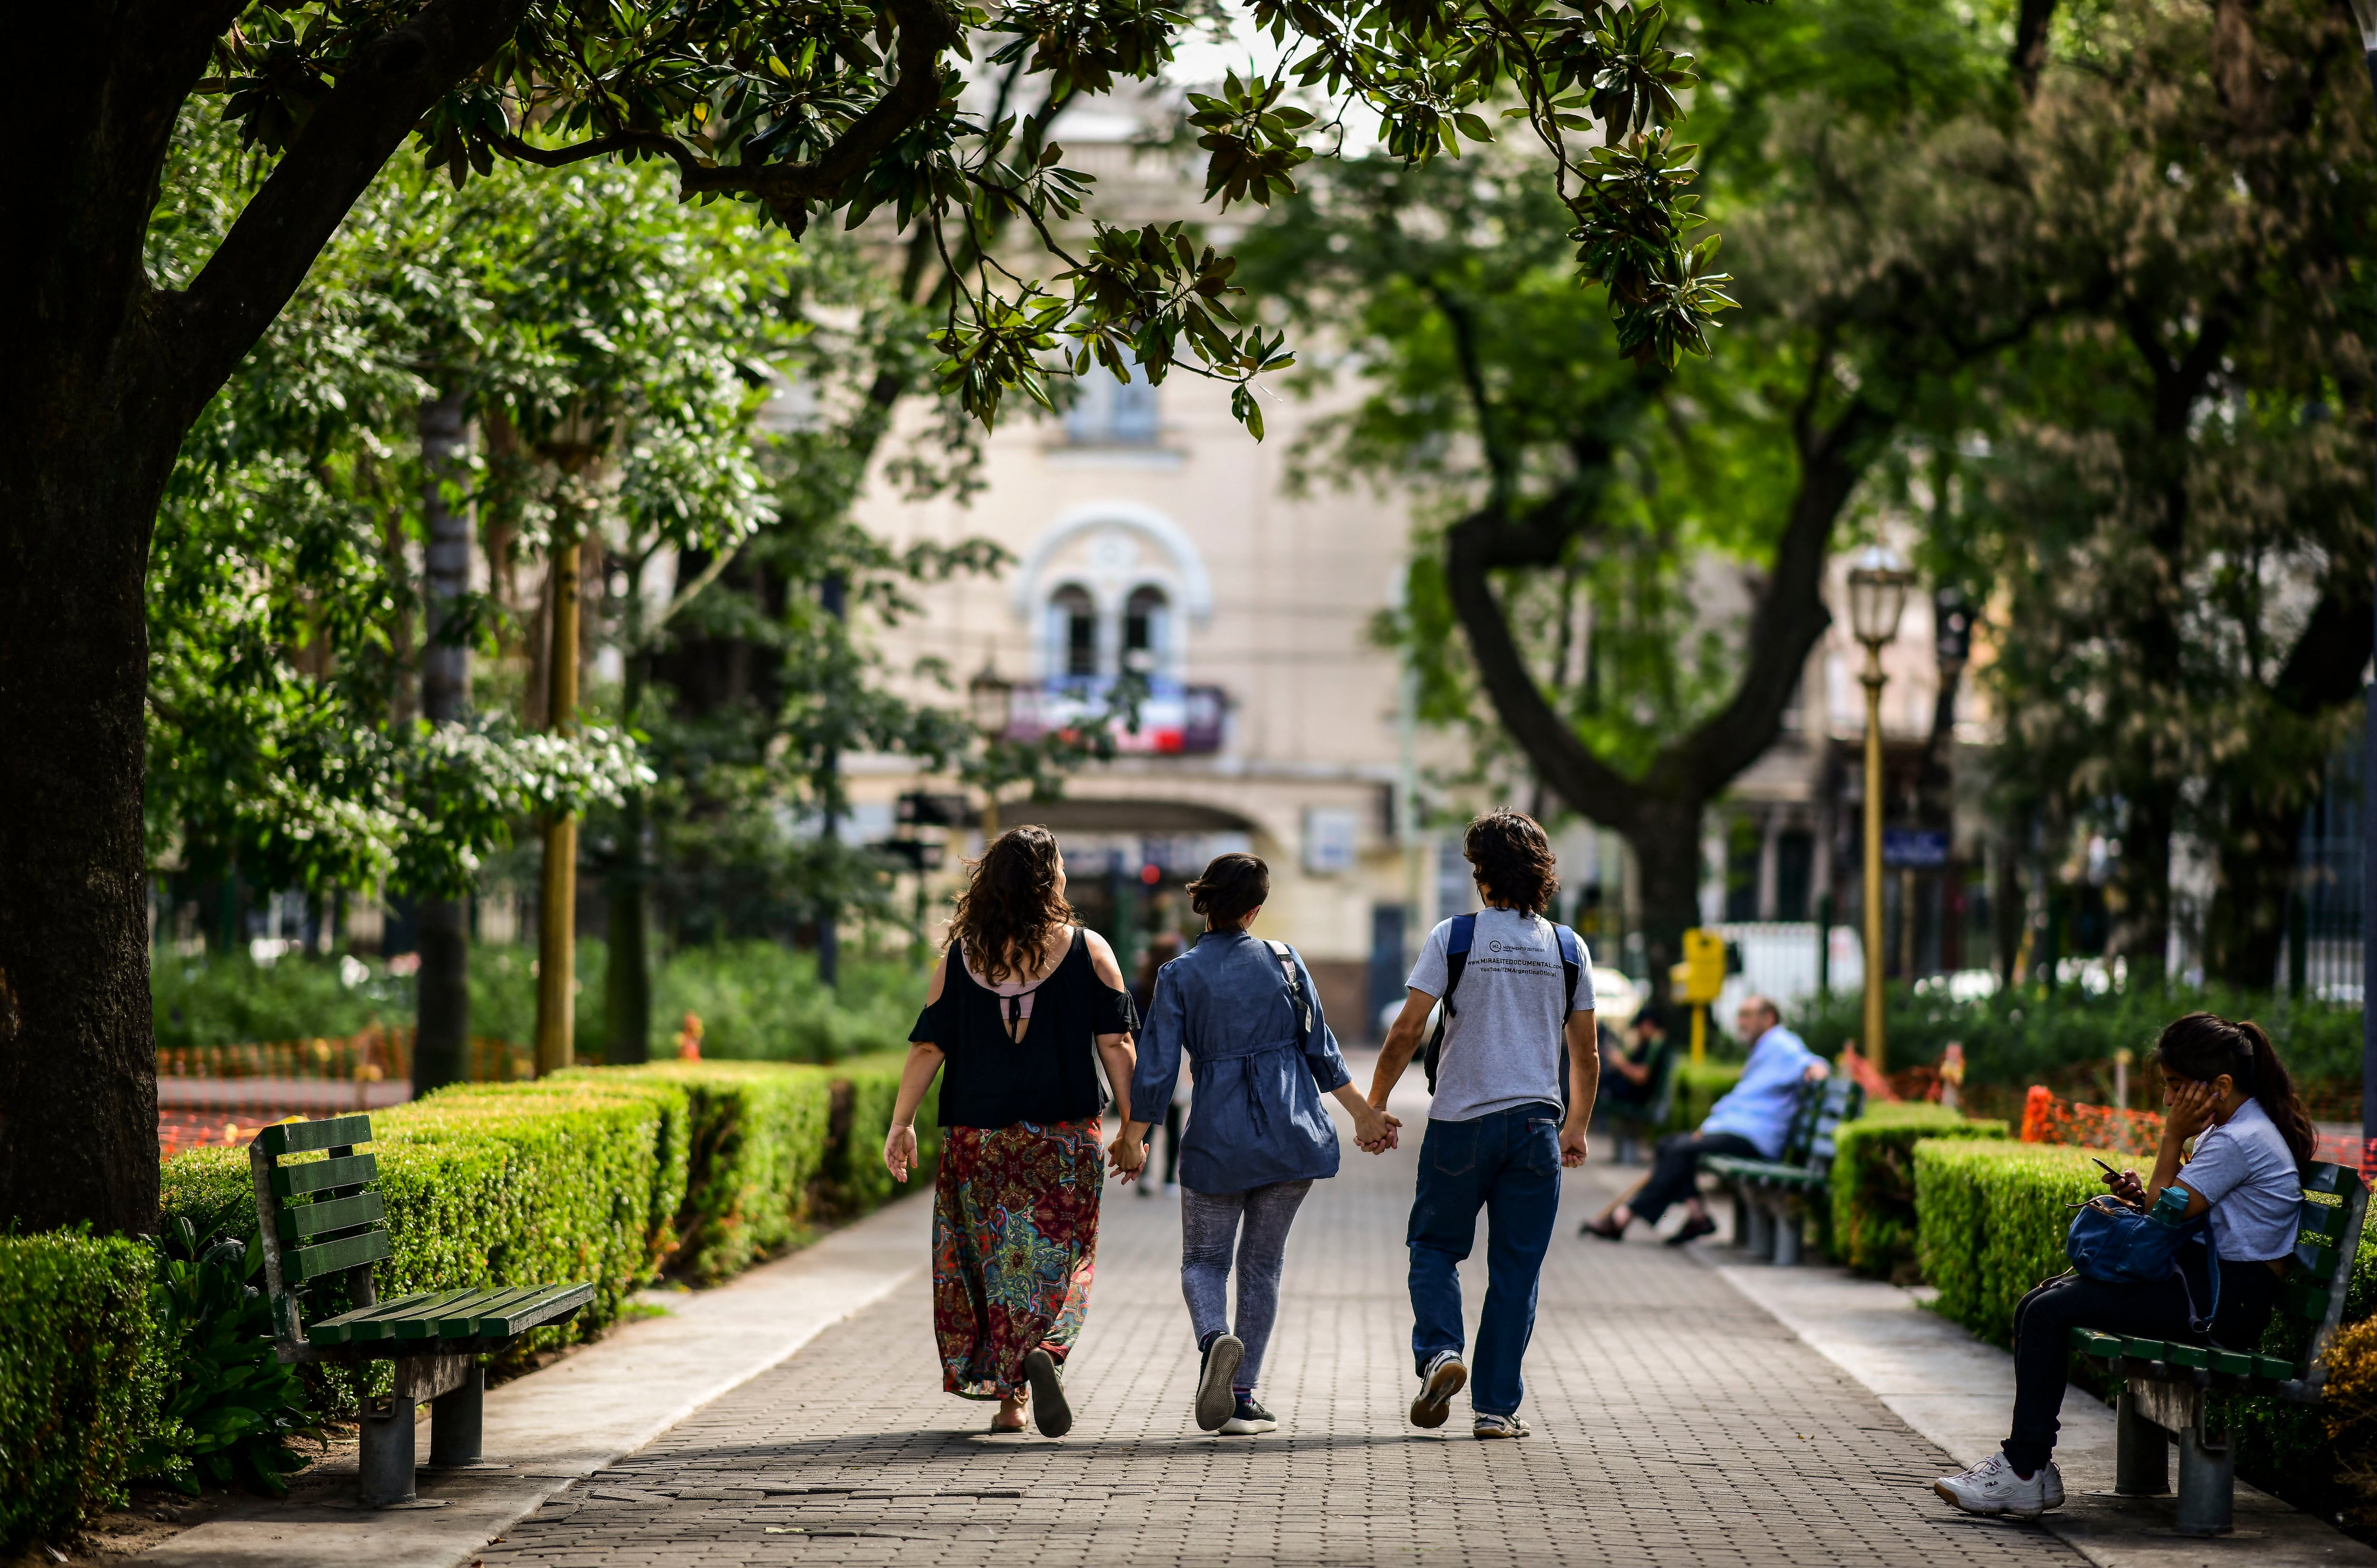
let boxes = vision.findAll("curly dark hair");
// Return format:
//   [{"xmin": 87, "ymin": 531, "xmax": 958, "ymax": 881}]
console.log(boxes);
[
  {"xmin": 2155, "ymin": 1011, "xmax": 2315, "ymax": 1167},
  {"xmin": 1463, "ymin": 810, "xmax": 1559, "ymax": 916},
  {"xmin": 948, "ymin": 826, "xmax": 1077, "ymax": 983},
  {"xmin": 1187, "ymin": 852, "xmax": 1270, "ymax": 929}
]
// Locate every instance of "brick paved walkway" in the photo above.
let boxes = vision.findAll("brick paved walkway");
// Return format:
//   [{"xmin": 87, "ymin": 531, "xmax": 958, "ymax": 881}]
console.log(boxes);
[{"xmin": 483, "ymin": 1127, "xmax": 2083, "ymax": 1567}]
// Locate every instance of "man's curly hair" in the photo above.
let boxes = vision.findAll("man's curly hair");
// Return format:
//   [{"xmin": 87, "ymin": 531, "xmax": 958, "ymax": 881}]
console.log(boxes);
[
  {"xmin": 1464, "ymin": 810, "xmax": 1560, "ymax": 916},
  {"xmin": 949, "ymin": 826, "xmax": 1077, "ymax": 982}
]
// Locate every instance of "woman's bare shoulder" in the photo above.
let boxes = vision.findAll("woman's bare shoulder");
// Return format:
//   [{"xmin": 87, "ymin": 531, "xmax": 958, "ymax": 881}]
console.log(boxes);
[
  {"xmin": 1081, "ymin": 928, "xmax": 1127, "ymax": 989},
  {"xmin": 924, "ymin": 946, "xmax": 951, "ymax": 1005}
]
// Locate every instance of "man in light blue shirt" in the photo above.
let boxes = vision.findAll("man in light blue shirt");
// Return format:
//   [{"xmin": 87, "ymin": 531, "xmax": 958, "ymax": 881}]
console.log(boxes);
[{"xmin": 1580, "ymin": 995, "xmax": 1826, "ymax": 1245}]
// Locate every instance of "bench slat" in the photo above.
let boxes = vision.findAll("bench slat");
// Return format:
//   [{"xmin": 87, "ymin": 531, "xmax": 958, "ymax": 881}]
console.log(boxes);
[
  {"xmin": 285, "ymin": 1228, "xmax": 394, "ymax": 1282},
  {"xmin": 2287, "ymin": 1279, "xmax": 2334, "ymax": 1322},
  {"xmin": 435, "ymin": 1285, "xmax": 567, "ymax": 1337},
  {"xmin": 2163, "ymin": 1343, "xmax": 2207, "ymax": 1370},
  {"xmin": 2207, "ymin": 1348, "xmax": 2254, "ymax": 1376},
  {"xmin": 257, "ymin": 1115, "xmax": 375, "ymax": 1156},
  {"xmin": 2122, "ymin": 1337, "xmax": 2171, "ymax": 1361},
  {"xmin": 2298, "ymin": 1202, "xmax": 2349, "ymax": 1245},
  {"xmin": 309, "ymin": 1289, "xmax": 486, "ymax": 1345},
  {"xmin": 271, "ymin": 1153, "xmax": 377, "ymax": 1199},
  {"xmin": 2256, "ymin": 1353, "xmax": 2295, "ymax": 1380},
  {"xmin": 2304, "ymin": 1161, "xmax": 2355, "ymax": 1198},
  {"xmin": 470, "ymin": 1283, "xmax": 594, "ymax": 1337},
  {"xmin": 276, "ymin": 1190, "xmax": 385, "ymax": 1242},
  {"xmin": 2072, "ymin": 1329, "xmax": 2123, "ymax": 1358}
]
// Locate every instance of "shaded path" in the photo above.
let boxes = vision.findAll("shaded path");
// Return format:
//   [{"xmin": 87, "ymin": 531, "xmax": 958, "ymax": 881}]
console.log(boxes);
[{"xmin": 484, "ymin": 1107, "xmax": 2081, "ymax": 1567}]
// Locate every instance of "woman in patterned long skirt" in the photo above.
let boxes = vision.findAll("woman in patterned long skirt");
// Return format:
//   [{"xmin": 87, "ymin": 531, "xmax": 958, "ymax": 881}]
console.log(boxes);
[{"xmin": 883, "ymin": 826, "xmax": 1139, "ymax": 1436}]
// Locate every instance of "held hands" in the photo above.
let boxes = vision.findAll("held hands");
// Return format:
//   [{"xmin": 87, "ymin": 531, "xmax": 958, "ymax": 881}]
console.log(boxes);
[
  {"xmin": 1107, "ymin": 1132, "xmax": 1148, "ymax": 1183},
  {"xmin": 883, "ymin": 1123, "xmax": 918, "ymax": 1184},
  {"xmin": 1351, "ymin": 1100, "xmax": 1401, "ymax": 1155}
]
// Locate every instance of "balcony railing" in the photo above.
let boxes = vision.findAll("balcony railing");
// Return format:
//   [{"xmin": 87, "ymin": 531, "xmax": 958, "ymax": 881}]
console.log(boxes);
[{"xmin": 1004, "ymin": 677, "xmax": 1227, "ymax": 755}]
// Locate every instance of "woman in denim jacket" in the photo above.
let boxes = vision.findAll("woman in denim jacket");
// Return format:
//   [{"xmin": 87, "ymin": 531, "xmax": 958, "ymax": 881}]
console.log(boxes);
[{"xmin": 1112, "ymin": 853, "xmax": 1395, "ymax": 1435}]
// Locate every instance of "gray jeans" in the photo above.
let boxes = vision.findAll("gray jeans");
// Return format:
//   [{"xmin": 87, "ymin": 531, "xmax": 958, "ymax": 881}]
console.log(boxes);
[{"xmin": 1180, "ymin": 1179, "xmax": 1313, "ymax": 1392}]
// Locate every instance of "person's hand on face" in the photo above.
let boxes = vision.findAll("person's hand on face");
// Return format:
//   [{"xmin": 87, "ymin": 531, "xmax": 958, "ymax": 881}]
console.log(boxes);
[{"xmin": 2163, "ymin": 1077, "xmax": 2222, "ymax": 1143}]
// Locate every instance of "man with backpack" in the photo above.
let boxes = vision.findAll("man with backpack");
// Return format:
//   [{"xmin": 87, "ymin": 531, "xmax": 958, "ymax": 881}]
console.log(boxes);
[{"xmin": 1367, "ymin": 810, "xmax": 1598, "ymax": 1439}]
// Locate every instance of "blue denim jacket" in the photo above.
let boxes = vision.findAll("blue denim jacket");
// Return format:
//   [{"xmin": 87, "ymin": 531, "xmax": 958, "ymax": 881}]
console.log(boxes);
[{"xmin": 1130, "ymin": 930, "xmax": 1354, "ymax": 1194}]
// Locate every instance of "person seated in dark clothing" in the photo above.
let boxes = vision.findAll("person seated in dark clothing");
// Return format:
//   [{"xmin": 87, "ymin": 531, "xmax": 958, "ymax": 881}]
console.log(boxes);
[
  {"xmin": 1579, "ymin": 995, "xmax": 1825, "ymax": 1246},
  {"xmin": 1596, "ymin": 1005, "xmax": 1670, "ymax": 1110}
]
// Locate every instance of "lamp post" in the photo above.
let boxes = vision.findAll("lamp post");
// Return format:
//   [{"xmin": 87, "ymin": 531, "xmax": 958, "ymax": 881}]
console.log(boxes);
[
  {"xmin": 2347, "ymin": 0, "xmax": 2377, "ymax": 1192},
  {"xmin": 967, "ymin": 660, "xmax": 1014, "ymax": 839},
  {"xmin": 1847, "ymin": 545, "xmax": 1915, "ymax": 1071}
]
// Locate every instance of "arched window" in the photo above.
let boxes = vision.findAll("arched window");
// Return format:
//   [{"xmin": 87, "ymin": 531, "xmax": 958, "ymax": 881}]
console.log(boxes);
[
  {"xmin": 1122, "ymin": 585, "xmax": 1169, "ymax": 676},
  {"xmin": 1048, "ymin": 585, "xmax": 1098, "ymax": 678}
]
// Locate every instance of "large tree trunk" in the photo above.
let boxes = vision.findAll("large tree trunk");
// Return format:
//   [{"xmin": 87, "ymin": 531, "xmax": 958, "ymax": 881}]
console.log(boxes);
[
  {"xmin": 0, "ymin": 411, "xmax": 180, "ymax": 1234},
  {"xmin": 415, "ymin": 390, "xmax": 473, "ymax": 1096}
]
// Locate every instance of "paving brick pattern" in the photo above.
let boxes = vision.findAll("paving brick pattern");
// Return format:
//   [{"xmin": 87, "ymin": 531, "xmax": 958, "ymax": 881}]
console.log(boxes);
[{"xmin": 483, "ymin": 1130, "xmax": 2081, "ymax": 1567}]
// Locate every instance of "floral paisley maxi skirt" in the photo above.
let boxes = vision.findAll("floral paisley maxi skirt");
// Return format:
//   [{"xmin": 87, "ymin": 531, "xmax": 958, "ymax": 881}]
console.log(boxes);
[{"xmin": 932, "ymin": 1116, "xmax": 1102, "ymax": 1399}]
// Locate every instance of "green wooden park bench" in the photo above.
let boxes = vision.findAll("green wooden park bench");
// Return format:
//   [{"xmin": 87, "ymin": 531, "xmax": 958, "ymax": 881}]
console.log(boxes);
[
  {"xmin": 2070, "ymin": 1159, "xmax": 2368, "ymax": 1537},
  {"xmin": 247, "ymin": 1112, "xmax": 595, "ymax": 1507},
  {"xmin": 1701, "ymin": 1075, "xmax": 1865, "ymax": 1266}
]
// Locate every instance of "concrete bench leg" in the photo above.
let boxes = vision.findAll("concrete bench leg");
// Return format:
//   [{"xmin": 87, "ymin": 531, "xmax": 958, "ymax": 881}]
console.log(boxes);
[
  {"xmin": 1744, "ymin": 1196, "xmax": 1776, "ymax": 1261},
  {"xmin": 2114, "ymin": 1391, "xmax": 2169, "ymax": 1496},
  {"xmin": 358, "ymin": 1394, "xmax": 419, "ymax": 1507},
  {"xmin": 428, "ymin": 1364, "xmax": 485, "ymax": 1468},
  {"xmin": 2175, "ymin": 1420, "xmax": 2234, "ymax": 1537},
  {"xmin": 1772, "ymin": 1202, "xmax": 1803, "ymax": 1267}
]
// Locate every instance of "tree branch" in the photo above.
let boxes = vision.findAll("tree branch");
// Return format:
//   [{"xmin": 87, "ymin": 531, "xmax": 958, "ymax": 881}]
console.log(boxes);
[
  {"xmin": 1444, "ymin": 491, "xmax": 1652, "ymax": 836},
  {"xmin": 1679, "ymin": 393, "xmax": 1886, "ymax": 791},
  {"xmin": 676, "ymin": 0, "xmax": 961, "ymax": 226},
  {"xmin": 163, "ymin": 0, "xmax": 535, "ymax": 423}
]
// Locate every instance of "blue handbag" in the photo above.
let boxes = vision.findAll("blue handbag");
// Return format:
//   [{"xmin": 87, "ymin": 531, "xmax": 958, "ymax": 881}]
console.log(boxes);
[{"xmin": 2066, "ymin": 1183, "xmax": 2222, "ymax": 1332}]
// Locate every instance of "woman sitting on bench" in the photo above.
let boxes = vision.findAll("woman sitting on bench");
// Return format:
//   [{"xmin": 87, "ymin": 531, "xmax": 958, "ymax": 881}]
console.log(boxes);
[{"xmin": 1934, "ymin": 1012, "xmax": 2314, "ymax": 1521}]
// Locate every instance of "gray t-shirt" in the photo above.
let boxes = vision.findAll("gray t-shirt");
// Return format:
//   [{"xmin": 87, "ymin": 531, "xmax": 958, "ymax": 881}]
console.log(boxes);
[
  {"xmin": 2175, "ymin": 1098, "xmax": 2301, "ymax": 1263},
  {"xmin": 1407, "ymin": 909, "xmax": 1594, "ymax": 1123}
]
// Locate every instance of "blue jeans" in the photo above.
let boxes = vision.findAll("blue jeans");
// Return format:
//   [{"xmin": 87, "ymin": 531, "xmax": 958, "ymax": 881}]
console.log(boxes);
[{"xmin": 1407, "ymin": 1102, "xmax": 1563, "ymax": 1418}]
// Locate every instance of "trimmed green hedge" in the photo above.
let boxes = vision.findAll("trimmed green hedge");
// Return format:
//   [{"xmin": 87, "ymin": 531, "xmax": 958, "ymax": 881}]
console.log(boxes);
[
  {"xmin": 1829, "ymin": 1106, "xmax": 2009, "ymax": 1280},
  {"xmin": 820, "ymin": 1049, "xmax": 938, "ymax": 1217},
  {"xmin": 0, "ymin": 1235, "xmax": 158, "ymax": 1548},
  {"xmin": 565, "ymin": 1062, "xmax": 834, "ymax": 1282},
  {"xmin": 1913, "ymin": 1139, "xmax": 2101, "ymax": 1344}
]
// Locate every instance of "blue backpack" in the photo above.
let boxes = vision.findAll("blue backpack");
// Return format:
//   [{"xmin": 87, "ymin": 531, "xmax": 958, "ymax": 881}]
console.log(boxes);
[
  {"xmin": 2066, "ymin": 1183, "xmax": 2222, "ymax": 1333},
  {"xmin": 1420, "ymin": 914, "xmax": 1585, "ymax": 1108}
]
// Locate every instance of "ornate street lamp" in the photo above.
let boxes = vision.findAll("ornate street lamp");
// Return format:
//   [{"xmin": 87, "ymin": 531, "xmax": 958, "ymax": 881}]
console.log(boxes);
[
  {"xmin": 1847, "ymin": 544, "xmax": 1915, "ymax": 1070},
  {"xmin": 967, "ymin": 659, "xmax": 1014, "ymax": 837}
]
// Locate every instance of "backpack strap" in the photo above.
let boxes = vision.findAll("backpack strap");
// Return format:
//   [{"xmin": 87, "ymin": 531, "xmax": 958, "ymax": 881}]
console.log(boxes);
[
  {"xmin": 1420, "ymin": 914, "xmax": 1477, "ymax": 1092},
  {"xmin": 1554, "ymin": 923, "xmax": 1584, "ymax": 1016},
  {"xmin": 1267, "ymin": 940, "xmax": 1313, "ymax": 1047}
]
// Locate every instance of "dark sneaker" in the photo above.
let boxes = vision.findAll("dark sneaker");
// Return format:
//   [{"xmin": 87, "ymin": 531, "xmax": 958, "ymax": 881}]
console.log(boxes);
[
  {"xmin": 1473, "ymin": 1413, "xmax": 1530, "ymax": 1439},
  {"xmin": 1022, "ymin": 1347, "xmax": 1071, "ymax": 1438},
  {"xmin": 1219, "ymin": 1394, "xmax": 1276, "ymax": 1436},
  {"xmin": 1195, "ymin": 1334, "xmax": 1245, "ymax": 1432},
  {"xmin": 1410, "ymin": 1350, "xmax": 1467, "ymax": 1429}
]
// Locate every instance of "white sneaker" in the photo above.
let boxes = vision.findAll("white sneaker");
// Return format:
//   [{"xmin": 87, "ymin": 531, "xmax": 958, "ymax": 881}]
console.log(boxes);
[
  {"xmin": 1933, "ymin": 1453, "xmax": 2047, "ymax": 1520},
  {"xmin": 1410, "ymin": 1351, "xmax": 1466, "ymax": 1429},
  {"xmin": 2041, "ymin": 1461, "xmax": 2064, "ymax": 1510},
  {"xmin": 1473, "ymin": 1413, "xmax": 1529, "ymax": 1439}
]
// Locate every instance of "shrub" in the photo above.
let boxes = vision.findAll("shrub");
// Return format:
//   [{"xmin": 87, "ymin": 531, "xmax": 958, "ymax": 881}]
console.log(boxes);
[
  {"xmin": 1828, "ymin": 1106, "xmax": 2008, "ymax": 1280},
  {"xmin": 132, "ymin": 1216, "xmax": 318, "ymax": 1497},
  {"xmin": 1794, "ymin": 981, "xmax": 2359, "ymax": 1091},
  {"xmin": 1912, "ymin": 1138, "xmax": 2102, "ymax": 1344},
  {"xmin": 817, "ymin": 1050, "xmax": 939, "ymax": 1217},
  {"xmin": 563, "ymin": 1062, "xmax": 835, "ymax": 1282},
  {"xmin": 1664, "ymin": 1061, "xmax": 1744, "ymax": 1135},
  {"xmin": 0, "ymin": 1233, "xmax": 158, "ymax": 1549}
]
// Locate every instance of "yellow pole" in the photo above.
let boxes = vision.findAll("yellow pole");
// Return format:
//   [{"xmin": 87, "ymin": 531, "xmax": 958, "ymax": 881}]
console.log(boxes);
[
  {"xmin": 535, "ymin": 534, "xmax": 581, "ymax": 1077},
  {"xmin": 1861, "ymin": 647, "xmax": 1888, "ymax": 1072},
  {"xmin": 1690, "ymin": 1003, "xmax": 1707, "ymax": 1067},
  {"xmin": 980, "ymin": 794, "xmax": 1000, "ymax": 840}
]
